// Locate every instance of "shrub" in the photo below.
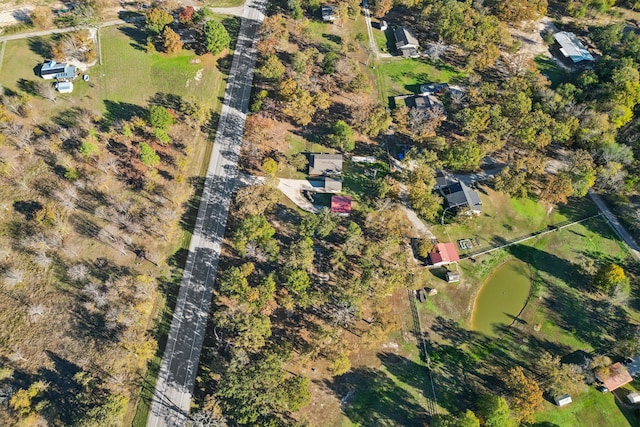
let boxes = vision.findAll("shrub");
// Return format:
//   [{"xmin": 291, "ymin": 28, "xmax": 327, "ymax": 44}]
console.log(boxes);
[
  {"xmin": 148, "ymin": 105, "xmax": 174, "ymax": 129},
  {"xmin": 153, "ymin": 128, "xmax": 171, "ymax": 144},
  {"xmin": 140, "ymin": 143, "xmax": 160, "ymax": 167}
]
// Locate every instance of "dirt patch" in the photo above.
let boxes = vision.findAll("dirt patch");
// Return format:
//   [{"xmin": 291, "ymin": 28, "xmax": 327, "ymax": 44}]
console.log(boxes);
[{"xmin": 510, "ymin": 17, "xmax": 558, "ymax": 60}]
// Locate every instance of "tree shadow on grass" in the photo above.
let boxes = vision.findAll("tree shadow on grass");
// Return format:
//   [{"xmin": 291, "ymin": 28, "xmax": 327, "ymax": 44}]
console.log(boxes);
[
  {"xmin": 39, "ymin": 351, "xmax": 108, "ymax": 424},
  {"xmin": 216, "ymin": 53, "xmax": 234, "ymax": 75},
  {"xmin": 103, "ymin": 100, "xmax": 147, "ymax": 127},
  {"xmin": 17, "ymin": 78, "xmax": 38, "ymax": 96},
  {"xmin": 322, "ymin": 366, "xmax": 429, "ymax": 426},
  {"xmin": 27, "ymin": 38, "xmax": 52, "ymax": 58},
  {"xmin": 13, "ymin": 200, "xmax": 43, "ymax": 221},
  {"xmin": 541, "ymin": 281, "xmax": 625, "ymax": 353},
  {"xmin": 118, "ymin": 25, "xmax": 147, "ymax": 51},
  {"xmin": 179, "ymin": 176, "xmax": 205, "ymax": 232},
  {"xmin": 613, "ymin": 388, "xmax": 640, "ymax": 427},
  {"xmin": 508, "ymin": 244, "xmax": 590, "ymax": 292}
]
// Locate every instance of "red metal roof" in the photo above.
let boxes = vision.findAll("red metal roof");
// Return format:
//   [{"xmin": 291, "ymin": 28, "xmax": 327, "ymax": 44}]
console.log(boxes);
[
  {"xmin": 331, "ymin": 196, "xmax": 352, "ymax": 214},
  {"xmin": 430, "ymin": 242, "xmax": 460, "ymax": 265},
  {"xmin": 597, "ymin": 362, "xmax": 633, "ymax": 391}
]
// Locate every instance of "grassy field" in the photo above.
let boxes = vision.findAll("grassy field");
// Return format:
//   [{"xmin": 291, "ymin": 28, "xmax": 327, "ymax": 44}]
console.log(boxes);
[
  {"xmin": 374, "ymin": 57, "xmax": 466, "ymax": 105},
  {"xmin": 430, "ymin": 186, "xmax": 587, "ymax": 253},
  {"xmin": 535, "ymin": 386, "xmax": 639, "ymax": 427},
  {"xmin": 0, "ymin": 22, "xmax": 231, "ymax": 115},
  {"xmin": 417, "ymin": 186, "xmax": 639, "ymax": 424}
]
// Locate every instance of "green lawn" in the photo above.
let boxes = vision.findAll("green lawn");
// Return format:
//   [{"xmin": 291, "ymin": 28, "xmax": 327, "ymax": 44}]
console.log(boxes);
[
  {"xmin": 374, "ymin": 57, "xmax": 466, "ymax": 105},
  {"xmin": 430, "ymin": 187, "xmax": 587, "ymax": 254},
  {"xmin": 534, "ymin": 54, "xmax": 569, "ymax": 88},
  {"xmin": 373, "ymin": 28, "xmax": 391, "ymax": 53},
  {"xmin": 535, "ymin": 387, "xmax": 639, "ymax": 427},
  {"xmin": 0, "ymin": 23, "xmax": 230, "ymax": 115},
  {"xmin": 205, "ymin": 0, "xmax": 246, "ymax": 7}
]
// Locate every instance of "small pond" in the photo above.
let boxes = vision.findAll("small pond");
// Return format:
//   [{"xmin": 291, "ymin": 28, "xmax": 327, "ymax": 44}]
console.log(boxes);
[{"xmin": 471, "ymin": 259, "xmax": 532, "ymax": 337}]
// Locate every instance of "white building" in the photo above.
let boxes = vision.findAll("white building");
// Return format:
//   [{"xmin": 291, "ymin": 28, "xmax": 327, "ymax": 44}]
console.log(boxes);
[
  {"xmin": 55, "ymin": 81, "xmax": 74, "ymax": 93},
  {"xmin": 553, "ymin": 32, "xmax": 594, "ymax": 64}
]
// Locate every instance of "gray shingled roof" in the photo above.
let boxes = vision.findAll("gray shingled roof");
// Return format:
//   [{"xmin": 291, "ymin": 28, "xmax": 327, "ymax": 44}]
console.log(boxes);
[
  {"xmin": 394, "ymin": 27, "xmax": 419, "ymax": 50},
  {"xmin": 309, "ymin": 154, "xmax": 343, "ymax": 176},
  {"xmin": 445, "ymin": 181, "xmax": 481, "ymax": 211}
]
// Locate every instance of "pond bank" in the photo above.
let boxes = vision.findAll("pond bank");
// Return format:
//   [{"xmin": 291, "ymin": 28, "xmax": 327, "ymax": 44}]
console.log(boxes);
[{"xmin": 470, "ymin": 259, "xmax": 532, "ymax": 337}]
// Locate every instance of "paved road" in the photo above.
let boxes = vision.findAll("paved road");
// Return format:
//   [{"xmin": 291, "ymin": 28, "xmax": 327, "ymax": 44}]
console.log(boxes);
[
  {"xmin": 146, "ymin": 0, "xmax": 266, "ymax": 425},
  {"xmin": 588, "ymin": 189, "xmax": 640, "ymax": 263}
]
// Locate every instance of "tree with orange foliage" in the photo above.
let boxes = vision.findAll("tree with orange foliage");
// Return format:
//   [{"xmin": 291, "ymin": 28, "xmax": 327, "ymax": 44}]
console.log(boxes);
[
  {"xmin": 244, "ymin": 115, "xmax": 287, "ymax": 154},
  {"xmin": 505, "ymin": 366, "xmax": 543, "ymax": 424},
  {"xmin": 178, "ymin": 6, "xmax": 195, "ymax": 25},
  {"xmin": 163, "ymin": 27, "xmax": 183, "ymax": 53}
]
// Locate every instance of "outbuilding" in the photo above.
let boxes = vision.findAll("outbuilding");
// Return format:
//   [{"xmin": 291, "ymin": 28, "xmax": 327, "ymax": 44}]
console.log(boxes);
[
  {"xmin": 55, "ymin": 81, "xmax": 74, "ymax": 93},
  {"xmin": 554, "ymin": 394, "xmax": 572, "ymax": 407},
  {"xmin": 553, "ymin": 31, "xmax": 594, "ymax": 64},
  {"xmin": 628, "ymin": 392, "xmax": 640, "ymax": 404},
  {"xmin": 429, "ymin": 243, "xmax": 460, "ymax": 267}
]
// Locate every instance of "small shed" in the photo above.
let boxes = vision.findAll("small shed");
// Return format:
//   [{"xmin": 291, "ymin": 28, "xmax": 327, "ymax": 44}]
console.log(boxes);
[
  {"xmin": 554, "ymin": 394, "xmax": 572, "ymax": 407},
  {"xmin": 445, "ymin": 270, "xmax": 460, "ymax": 283},
  {"xmin": 628, "ymin": 392, "xmax": 640, "ymax": 404},
  {"xmin": 55, "ymin": 81, "xmax": 73, "ymax": 93},
  {"xmin": 331, "ymin": 196, "xmax": 352, "ymax": 215},
  {"xmin": 380, "ymin": 20, "xmax": 388, "ymax": 31}
]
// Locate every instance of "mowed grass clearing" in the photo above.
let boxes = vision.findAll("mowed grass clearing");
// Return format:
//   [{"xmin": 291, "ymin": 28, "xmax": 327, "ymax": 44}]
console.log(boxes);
[
  {"xmin": 429, "ymin": 186, "xmax": 594, "ymax": 255},
  {"xmin": 375, "ymin": 57, "xmax": 466, "ymax": 104},
  {"xmin": 0, "ymin": 22, "xmax": 230, "ymax": 115},
  {"xmin": 535, "ymin": 386, "xmax": 637, "ymax": 427}
]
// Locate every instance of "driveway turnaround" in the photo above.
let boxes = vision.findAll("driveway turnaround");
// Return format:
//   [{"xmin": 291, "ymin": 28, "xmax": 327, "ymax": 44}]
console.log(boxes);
[{"xmin": 146, "ymin": 0, "xmax": 266, "ymax": 425}]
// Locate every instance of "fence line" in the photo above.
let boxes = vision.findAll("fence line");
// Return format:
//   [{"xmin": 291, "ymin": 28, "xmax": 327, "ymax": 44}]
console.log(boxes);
[
  {"xmin": 460, "ymin": 213, "xmax": 602, "ymax": 260},
  {"xmin": 407, "ymin": 289, "xmax": 440, "ymax": 417}
]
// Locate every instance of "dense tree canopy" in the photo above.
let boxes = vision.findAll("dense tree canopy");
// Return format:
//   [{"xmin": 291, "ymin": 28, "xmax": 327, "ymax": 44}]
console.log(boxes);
[
  {"xmin": 204, "ymin": 20, "xmax": 231, "ymax": 55},
  {"xmin": 145, "ymin": 8, "xmax": 173, "ymax": 34}
]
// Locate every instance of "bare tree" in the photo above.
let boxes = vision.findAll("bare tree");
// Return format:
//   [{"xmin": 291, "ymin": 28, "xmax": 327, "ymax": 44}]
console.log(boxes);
[
  {"xmin": 449, "ymin": 90, "xmax": 467, "ymax": 106},
  {"xmin": 83, "ymin": 282, "xmax": 109, "ymax": 307},
  {"xmin": 428, "ymin": 40, "xmax": 448, "ymax": 61},
  {"xmin": 68, "ymin": 263, "xmax": 89, "ymax": 281},
  {"xmin": 34, "ymin": 251, "xmax": 52, "ymax": 270},
  {"xmin": 3, "ymin": 268, "xmax": 24, "ymax": 287},
  {"xmin": 187, "ymin": 410, "xmax": 227, "ymax": 427},
  {"xmin": 28, "ymin": 304, "xmax": 46, "ymax": 321},
  {"xmin": 36, "ymin": 81, "xmax": 57, "ymax": 103},
  {"xmin": 9, "ymin": 350, "xmax": 27, "ymax": 363}
]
